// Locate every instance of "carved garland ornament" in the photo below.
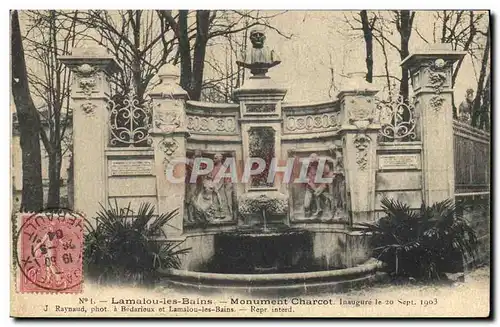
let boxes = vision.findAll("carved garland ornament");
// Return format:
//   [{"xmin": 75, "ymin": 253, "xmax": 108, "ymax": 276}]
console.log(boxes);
[
  {"xmin": 285, "ymin": 112, "xmax": 339, "ymax": 132},
  {"xmin": 81, "ymin": 102, "xmax": 96, "ymax": 116},
  {"xmin": 427, "ymin": 58, "xmax": 448, "ymax": 111},
  {"xmin": 76, "ymin": 64, "xmax": 98, "ymax": 97},
  {"xmin": 159, "ymin": 137, "xmax": 179, "ymax": 165},
  {"xmin": 353, "ymin": 133, "xmax": 371, "ymax": 171}
]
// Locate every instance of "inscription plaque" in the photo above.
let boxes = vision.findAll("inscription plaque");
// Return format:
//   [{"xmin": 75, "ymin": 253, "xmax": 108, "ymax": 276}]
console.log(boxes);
[
  {"xmin": 378, "ymin": 154, "xmax": 420, "ymax": 170},
  {"xmin": 109, "ymin": 159, "xmax": 154, "ymax": 176}
]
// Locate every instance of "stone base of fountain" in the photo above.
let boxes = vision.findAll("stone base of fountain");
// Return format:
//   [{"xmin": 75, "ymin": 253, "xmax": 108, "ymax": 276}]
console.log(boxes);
[{"xmin": 158, "ymin": 259, "xmax": 385, "ymax": 296}]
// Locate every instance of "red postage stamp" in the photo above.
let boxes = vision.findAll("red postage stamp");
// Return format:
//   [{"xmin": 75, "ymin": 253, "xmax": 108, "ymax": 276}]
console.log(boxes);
[{"xmin": 16, "ymin": 211, "xmax": 84, "ymax": 293}]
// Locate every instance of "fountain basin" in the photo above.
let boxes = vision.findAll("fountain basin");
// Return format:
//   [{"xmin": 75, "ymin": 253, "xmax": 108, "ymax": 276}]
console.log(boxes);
[
  {"xmin": 158, "ymin": 259, "xmax": 385, "ymax": 295},
  {"xmin": 208, "ymin": 227, "xmax": 312, "ymax": 274}
]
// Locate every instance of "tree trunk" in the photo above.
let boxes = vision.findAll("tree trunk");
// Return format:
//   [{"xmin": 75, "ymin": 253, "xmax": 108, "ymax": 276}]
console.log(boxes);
[
  {"xmin": 190, "ymin": 10, "xmax": 210, "ymax": 101},
  {"xmin": 11, "ymin": 10, "xmax": 44, "ymax": 211},
  {"xmin": 479, "ymin": 73, "xmax": 490, "ymax": 130},
  {"xmin": 472, "ymin": 28, "xmax": 490, "ymax": 128},
  {"xmin": 178, "ymin": 10, "xmax": 192, "ymax": 94},
  {"xmin": 399, "ymin": 11, "xmax": 413, "ymax": 101},
  {"xmin": 360, "ymin": 10, "xmax": 374, "ymax": 83},
  {"xmin": 46, "ymin": 150, "xmax": 62, "ymax": 208},
  {"xmin": 131, "ymin": 11, "xmax": 144, "ymax": 101}
]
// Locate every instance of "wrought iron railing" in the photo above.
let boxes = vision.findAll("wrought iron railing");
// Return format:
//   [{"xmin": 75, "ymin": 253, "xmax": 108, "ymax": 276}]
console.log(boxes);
[
  {"xmin": 376, "ymin": 89, "xmax": 417, "ymax": 142},
  {"xmin": 108, "ymin": 92, "xmax": 152, "ymax": 147}
]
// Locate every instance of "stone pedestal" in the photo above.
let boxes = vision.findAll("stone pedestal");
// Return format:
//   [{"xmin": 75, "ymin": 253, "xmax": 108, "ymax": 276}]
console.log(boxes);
[
  {"xmin": 149, "ymin": 65, "xmax": 189, "ymax": 240},
  {"xmin": 233, "ymin": 75, "xmax": 288, "ymax": 226},
  {"xmin": 338, "ymin": 73, "xmax": 380, "ymax": 224},
  {"xmin": 60, "ymin": 46, "xmax": 120, "ymax": 222},
  {"xmin": 234, "ymin": 75, "xmax": 287, "ymax": 193},
  {"xmin": 402, "ymin": 44, "xmax": 466, "ymax": 204}
]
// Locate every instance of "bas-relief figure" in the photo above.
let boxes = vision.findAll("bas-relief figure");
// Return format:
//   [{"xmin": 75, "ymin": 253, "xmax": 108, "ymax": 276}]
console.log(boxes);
[
  {"xmin": 303, "ymin": 153, "xmax": 334, "ymax": 218},
  {"xmin": 291, "ymin": 151, "xmax": 348, "ymax": 221},
  {"xmin": 184, "ymin": 151, "xmax": 236, "ymax": 227}
]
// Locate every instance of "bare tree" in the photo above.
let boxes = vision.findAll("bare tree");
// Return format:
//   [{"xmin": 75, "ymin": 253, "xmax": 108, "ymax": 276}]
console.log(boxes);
[
  {"xmin": 471, "ymin": 27, "xmax": 490, "ymax": 129},
  {"xmin": 21, "ymin": 10, "xmax": 83, "ymax": 208},
  {"xmin": 201, "ymin": 22, "xmax": 250, "ymax": 102},
  {"xmin": 342, "ymin": 11, "xmax": 376, "ymax": 83},
  {"xmin": 360, "ymin": 11, "xmax": 376, "ymax": 82},
  {"xmin": 437, "ymin": 11, "xmax": 486, "ymax": 84},
  {"xmin": 358, "ymin": 11, "xmax": 415, "ymax": 100},
  {"xmin": 373, "ymin": 27, "xmax": 396, "ymax": 94},
  {"xmin": 343, "ymin": 11, "xmax": 402, "ymax": 90},
  {"xmin": 432, "ymin": 11, "xmax": 489, "ymax": 120},
  {"xmin": 67, "ymin": 10, "xmax": 177, "ymax": 102},
  {"xmin": 161, "ymin": 10, "xmax": 290, "ymax": 101},
  {"xmin": 394, "ymin": 10, "xmax": 414, "ymax": 100},
  {"xmin": 11, "ymin": 10, "xmax": 43, "ymax": 211}
]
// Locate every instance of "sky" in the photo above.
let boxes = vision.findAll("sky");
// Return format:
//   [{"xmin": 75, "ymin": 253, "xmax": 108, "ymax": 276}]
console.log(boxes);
[
  {"xmin": 13, "ymin": 10, "xmax": 490, "ymax": 110},
  {"xmin": 239, "ymin": 10, "xmax": 489, "ymax": 106}
]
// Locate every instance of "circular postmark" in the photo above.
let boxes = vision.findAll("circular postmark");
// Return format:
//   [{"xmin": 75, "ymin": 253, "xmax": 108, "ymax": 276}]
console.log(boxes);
[{"xmin": 16, "ymin": 209, "xmax": 85, "ymax": 293}]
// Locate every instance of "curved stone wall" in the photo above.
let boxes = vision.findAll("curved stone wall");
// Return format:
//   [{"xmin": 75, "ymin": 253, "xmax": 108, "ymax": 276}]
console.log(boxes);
[{"xmin": 182, "ymin": 99, "xmax": 348, "ymax": 233}]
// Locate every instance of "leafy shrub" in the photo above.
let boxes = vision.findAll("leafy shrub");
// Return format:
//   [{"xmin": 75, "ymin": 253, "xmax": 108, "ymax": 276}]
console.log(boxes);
[
  {"xmin": 84, "ymin": 201, "xmax": 190, "ymax": 286},
  {"xmin": 354, "ymin": 198, "xmax": 478, "ymax": 280}
]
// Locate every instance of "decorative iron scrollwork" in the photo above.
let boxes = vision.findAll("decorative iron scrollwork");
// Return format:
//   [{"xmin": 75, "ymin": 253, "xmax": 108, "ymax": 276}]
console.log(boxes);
[
  {"xmin": 376, "ymin": 89, "xmax": 417, "ymax": 141},
  {"xmin": 108, "ymin": 92, "xmax": 152, "ymax": 147}
]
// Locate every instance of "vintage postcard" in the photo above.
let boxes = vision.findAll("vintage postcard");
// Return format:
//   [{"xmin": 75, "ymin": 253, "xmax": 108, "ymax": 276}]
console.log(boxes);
[{"xmin": 10, "ymin": 10, "xmax": 490, "ymax": 318}]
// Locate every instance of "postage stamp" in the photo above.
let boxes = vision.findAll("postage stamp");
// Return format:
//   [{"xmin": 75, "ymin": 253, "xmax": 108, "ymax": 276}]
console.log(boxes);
[{"xmin": 16, "ymin": 210, "xmax": 84, "ymax": 293}]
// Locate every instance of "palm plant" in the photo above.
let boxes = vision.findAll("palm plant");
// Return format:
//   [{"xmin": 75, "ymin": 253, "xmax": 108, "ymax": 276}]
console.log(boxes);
[
  {"xmin": 354, "ymin": 197, "xmax": 478, "ymax": 280},
  {"xmin": 84, "ymin": 201, "xmax": 190, "ymax": 286}
]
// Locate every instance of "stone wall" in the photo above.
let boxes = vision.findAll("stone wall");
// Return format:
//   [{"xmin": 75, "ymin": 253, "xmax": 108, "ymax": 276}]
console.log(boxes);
[
  {"xmin": 106, "ymin": 148, "xmax": 157, "ymax": 213},
  {"xmin": 374, "ymin": 142, "xmax": 423, "ymax": 218}
]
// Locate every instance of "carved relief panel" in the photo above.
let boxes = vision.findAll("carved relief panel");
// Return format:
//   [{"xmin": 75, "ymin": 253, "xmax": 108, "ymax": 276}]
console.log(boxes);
[
  {"xmin": 288, "ymin": 148, "xmax": 348, "ymax": 223},
  {"xmin": 343, "ymin": 95, "xmax": 376, "ymax": 129},
  {"xmin": 184, "ymin": 150, "xmax": 238, "ymax": 228}
]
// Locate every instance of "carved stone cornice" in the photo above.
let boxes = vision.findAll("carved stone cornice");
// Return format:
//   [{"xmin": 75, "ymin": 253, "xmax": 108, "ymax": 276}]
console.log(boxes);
[
  {"xmin": 284, "ymin": 112, "xmax": 339, "ymax": 133},
  {"xmin": 186, "ymin": 115, "xmax": 237, "ymax": 135}
]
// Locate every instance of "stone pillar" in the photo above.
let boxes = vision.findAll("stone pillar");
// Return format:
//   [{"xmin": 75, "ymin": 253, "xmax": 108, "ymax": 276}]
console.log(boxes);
[
  {"xmin": 233, "ymin": 75, "xmax": 287, "ymax": 193},
  {"xmin": 338, "ymin": 73, "xmax": 380, "ymax": 224},
  {"xmin": 60, "ymin": 46, "xmax": 120, "ymax": 220},
  {"xmin": 401, "ymin": 44, "xmax": 465, "ymax": 204},
  {"xmin": 149, "ymin": 65, "xmax": 189, "ymax": 240},
  {"xmin": 232, "ymin": 73, "xmax": 288, "ymax": 226}
]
